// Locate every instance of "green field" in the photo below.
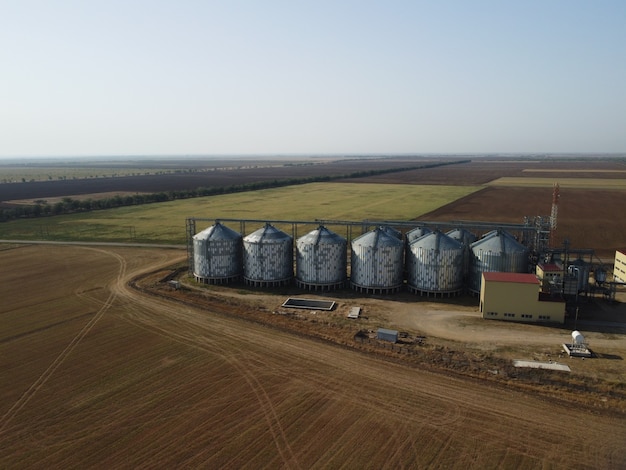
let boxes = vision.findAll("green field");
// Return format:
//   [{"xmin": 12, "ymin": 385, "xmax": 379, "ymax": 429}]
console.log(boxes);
[
  {"xmin": 488, "ymin": 177, "xmax": 626, "ymax": 189},
  {"xmin": 0, "ymin": 183, "xmax": 480, "ymax": 243}
]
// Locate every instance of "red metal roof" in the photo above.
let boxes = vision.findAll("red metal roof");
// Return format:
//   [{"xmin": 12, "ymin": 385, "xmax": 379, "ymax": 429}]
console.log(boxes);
[
  {"xmin": 482, "ymin": 272, "xmax": 539, "ymax": 284},
  {"xmin": 537, "ymin": 262, "xmax": 562, "ymax": 272}
]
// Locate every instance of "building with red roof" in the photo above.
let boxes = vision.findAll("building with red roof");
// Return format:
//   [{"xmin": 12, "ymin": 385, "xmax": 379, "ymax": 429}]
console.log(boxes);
[{"xmin": 480, "ymin": 272, "xmax": 565, "ymax": 324}]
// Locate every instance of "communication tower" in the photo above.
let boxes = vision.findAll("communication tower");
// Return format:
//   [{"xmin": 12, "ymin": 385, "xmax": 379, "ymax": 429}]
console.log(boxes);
[{"xmin": 550, "ymin": 182, "xmax": 560, "ymax": 247}]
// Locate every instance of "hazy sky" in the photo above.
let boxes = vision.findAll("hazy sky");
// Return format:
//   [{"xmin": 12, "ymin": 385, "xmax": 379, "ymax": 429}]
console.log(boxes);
[{"xmin": 2, "ymin": 0, "xmax": 625, "ymax": 157}]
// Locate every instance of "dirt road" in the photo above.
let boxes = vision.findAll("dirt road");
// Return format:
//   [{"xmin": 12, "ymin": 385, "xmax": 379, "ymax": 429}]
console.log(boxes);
[{"xmin": 1, "ymin": 245, "xmax": 625, "ymax": 468}]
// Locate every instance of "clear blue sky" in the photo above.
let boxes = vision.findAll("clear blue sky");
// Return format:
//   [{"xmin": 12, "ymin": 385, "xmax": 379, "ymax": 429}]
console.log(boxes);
[{"xmin": 2, "ymin": 0, "xmax": 625, "ymax": 157}]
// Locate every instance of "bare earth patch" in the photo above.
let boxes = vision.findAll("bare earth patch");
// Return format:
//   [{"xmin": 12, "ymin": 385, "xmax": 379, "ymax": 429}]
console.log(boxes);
[{"xmin": 1, "ymin": 245, "xmax": 625, "ymax": 468}]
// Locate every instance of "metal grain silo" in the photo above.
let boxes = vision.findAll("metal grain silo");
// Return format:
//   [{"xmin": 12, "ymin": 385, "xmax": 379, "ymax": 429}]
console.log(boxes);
[
  {"xmin": 243, "ymin": 223, "xmax": 293, "ymax": 287},
  {"xmin": 407, "ymin": 230, "xmax": 464, "ymax": 296},
  {"xmin": 404, "ymin": 226, "xmax": 432, "ymax": 271},
  {"xmin": 351, "ymin": 226, "xmax": 404, "ymax": 294},
  {"xmin": 446, "ymin": 228, "xmax": 477, "ymax": 246},
  {"xmin": 406, "ymin": 226, "xmax": 432, "ymax": 244},
  {"xmin": 193, "ymin": 221, "xmax": 243, "ymax": 284},
  {"xmin": 468, "ymin": 229, "xmax": 529, "ymax": 293},
  {"xmin": 296, "ymin": 225, "xmax": 347, "ymax": 291},
  {"xmin": 380, "ymin": 225, "xmax": 403, "ymax": 240},
  {"xmin": 446, "ymin": 228, "xmax": 477, "ymax": 284}
]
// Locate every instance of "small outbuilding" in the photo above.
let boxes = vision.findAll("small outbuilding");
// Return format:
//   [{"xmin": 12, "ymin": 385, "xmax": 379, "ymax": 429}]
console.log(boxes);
[
  {"xmin": 377, "ymin": 328, "xmax": 399, "ymax": 343},
  {"xmin": 479, "ymin": 272, "xmax": 566, "ymax": 324}
]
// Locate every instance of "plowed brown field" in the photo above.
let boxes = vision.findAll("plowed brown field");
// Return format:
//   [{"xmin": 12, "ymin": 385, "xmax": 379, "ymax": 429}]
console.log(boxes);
[
  {"xmin": 1, "ymin": 245, "xmax": 625, "ymax": 469},
  {"xmin": 344, "ymin": 158, "xmax": 626, "ymax": 257}
]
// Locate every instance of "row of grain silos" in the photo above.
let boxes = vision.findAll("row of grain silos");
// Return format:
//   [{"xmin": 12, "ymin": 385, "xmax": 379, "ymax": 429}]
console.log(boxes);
[{"xmin": 193, "ymin": 222, "xmax": 529, "ymax": 295}]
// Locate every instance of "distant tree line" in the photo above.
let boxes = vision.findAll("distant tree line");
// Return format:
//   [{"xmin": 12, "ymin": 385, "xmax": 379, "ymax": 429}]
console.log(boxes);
[{"xmin": 0, "ymin": 160, "xmax": 470, "ymax": 222}]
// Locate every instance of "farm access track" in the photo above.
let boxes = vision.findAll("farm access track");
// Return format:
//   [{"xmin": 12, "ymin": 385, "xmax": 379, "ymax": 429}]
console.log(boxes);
[{"xmin": 130, "ymin": 263, "xmax": 626, "ymax": 414}]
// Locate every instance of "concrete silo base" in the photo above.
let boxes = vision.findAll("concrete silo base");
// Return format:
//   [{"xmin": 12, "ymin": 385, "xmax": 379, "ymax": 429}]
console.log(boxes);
[
  {"xmin": 407, "ymin": 285, "xmax": 463, "ymax": 297},
  {"xmin": 195, "ymin": 274, "xmax": 242, "ymax": 285},
  {"xmin": 295, "ymin": 279, "xmax": 347, "ymax": 292},
  {"xmin": 350, "ymin": 282, "xmax": 403, "ymax": 295},
  {"xmin": 244, "ymin": 277, "xmax": 293, "ymax": 288}
]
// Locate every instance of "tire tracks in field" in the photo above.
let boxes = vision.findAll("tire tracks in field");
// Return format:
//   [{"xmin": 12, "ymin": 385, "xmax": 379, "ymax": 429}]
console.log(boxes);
[
  {"xmin": 115, "ymin": 287, "xmax": 300, "ymax": 469},
  {"xmin": 0, "ymin": 248, "xmax": 126, "ymax": 435}
]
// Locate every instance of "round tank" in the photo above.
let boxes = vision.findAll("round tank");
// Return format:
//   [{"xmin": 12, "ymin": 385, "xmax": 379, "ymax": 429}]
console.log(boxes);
[
  {"xmin": 446, "ymin": 228, "xmax": 477, "ymax": 282},
  {"xmin": 568, "ymin": 258, "xmax": 590, "ymax": 292},
  {"xmin": 572, "ymin": 330, "xmax": 585, "ymax": 345},
  {"xmin": 193, "ymin": 222, "xmax": 243, "ymax": 284},
  {"xmin": 351, "ymin": 226, "xmax": 404, "ymax": 294},
  {"xmin": 407, "ymin": 230, "xmax": 464, "ymax": 296},
  {"xmin": 380, "ymin": 225, "xmax": 403, "ymax": 240},
  {"xmin": 406, "ymin": 226, "xmax": 432, "ymax": 244},
  {"xmin": 446, "ymin": 228, "xmax": 477, "ymax": 246},
  {"xmin": 243, "ymin": 223, "xmax": 293, "ymax": 287},
  {"xmin": 296, "ymin": 225, "xmax": 347, "ymax": 291},
  {"xmin": 468, "ymin": 229, "xmax": 529, "ymax": 293}
]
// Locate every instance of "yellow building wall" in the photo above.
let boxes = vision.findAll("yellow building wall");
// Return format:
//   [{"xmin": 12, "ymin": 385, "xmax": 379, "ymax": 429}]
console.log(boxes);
[
  {"xmin": 615, "ymin": 250, "xmax": 626, "ymax": 283},
  {"xmin": 480, "ymin": 274, "xmax": 565, "ymax": 324},
  {"xmin": 535, "ymin": 264, "xmax": 562, "ymax": 290}
]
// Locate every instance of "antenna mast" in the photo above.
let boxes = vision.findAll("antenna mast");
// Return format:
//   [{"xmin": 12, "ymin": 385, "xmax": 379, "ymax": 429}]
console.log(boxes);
[{"xmin": 550, "ymin": 182, "xmax": 560, "ymax": 247}]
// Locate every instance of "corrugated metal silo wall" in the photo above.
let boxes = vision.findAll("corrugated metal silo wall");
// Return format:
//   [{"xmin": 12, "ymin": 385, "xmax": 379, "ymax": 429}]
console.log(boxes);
[
  {"xmin": 194, "ymin": 237, "xmax": 243, "ymax": 279},
  {"xmin": 351, "ymin": 244, "xmax": 404, "ymax": 288},
  {"xmin": 207, "ymin": 238, "xmax": 243, "ymax": 278},
  {"xmin": 243, "ymin": 239, "xmax": 293, "ymax": 281},
  {"xmin": 469, "ymin": 249, "xmax": 528, "ymax": 292},
  {"xmin": 296, "ymin": 241, "xmax": 346, "ymax": 284},
  {"xmin": 193, "ymin": 237, "xmax": 209, "ymax": 278},
  {"xmin": 408, "ymin": 246, "xmax": 464, "ymax": 292}
]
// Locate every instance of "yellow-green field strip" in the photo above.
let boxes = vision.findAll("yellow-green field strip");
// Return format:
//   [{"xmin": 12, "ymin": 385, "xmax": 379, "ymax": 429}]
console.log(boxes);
[
  {"xmin": 522, "ymin": 169, "xmax": 626, "ymax": 173},
  {"xmin": 487, "ymin": 177, "xmax": 626, "ymax": 189},
  {"xmin": 0, "ymin": 183, "xmax": 482, "ymax": 244}
]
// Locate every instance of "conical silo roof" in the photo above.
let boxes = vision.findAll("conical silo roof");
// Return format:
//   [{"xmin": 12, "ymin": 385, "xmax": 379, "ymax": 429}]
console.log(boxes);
[
  {"xmin": 446, "ymin": 228, "xmax": 477, "ymax": 245},
  {"xmin": 406, "ymin": 226, "xmax": 432, "ymax": 243},
  {"xmin": 470, "ymin": 229, "xmax": 526, "ymax": 254},
  {"xmin": 379, "ymin": 225, "xmax": 402, "ymax": 240},
  {"xmin": 244, "ymin": 223, "xmax": 291, "ymax": 243},
  {"xmin": 297, "ymin": 225, "xmax": 346, "ymax": 246},
  {"xmin": 411, "ymin": 230, "xmax": 462, "ymax": 251},
  {"xmin": 353, "ymin": 226, "xmax": 404, "ymax": 248},
  {"xmin": 193, "ymin": 221, "xmax": 241, "ymax": 241}
]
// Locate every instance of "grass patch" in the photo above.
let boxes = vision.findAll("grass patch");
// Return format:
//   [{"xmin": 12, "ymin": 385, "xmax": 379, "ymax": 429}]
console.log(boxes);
[
  {"xmin": 487, "ymin": 177, "xmax": 626, "ymax": 189},
  {"xmin": 0, "ymin": 183, "xmax": 480, "ymax": 244}
]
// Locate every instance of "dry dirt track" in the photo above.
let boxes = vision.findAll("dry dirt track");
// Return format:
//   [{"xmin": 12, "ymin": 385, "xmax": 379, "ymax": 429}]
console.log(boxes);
[{"xmin": 1, "ymin": 245, "xmax": 626, "ymax": 469}]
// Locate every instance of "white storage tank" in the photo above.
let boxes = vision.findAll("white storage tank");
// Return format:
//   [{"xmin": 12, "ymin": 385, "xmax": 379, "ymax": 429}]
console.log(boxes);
[
  {"xmin": 572, "ymin": 330, "xmax": 585, "ymax": 345},
  {"xmin": 407, "ymin": 230, "xmax": 464, "ymax": 296},
  {"xmin": 243, "ymin": 223, "xmax": 293, "ymax": 287},
  {"xmin": 193, "ymin": 221, "xmax": 243, "ymax": 284},
  {"xmin": 468, "ymin": 229, "xmax": 529, "ymax": 293},
  {"xmin": 351, "ymin": 226, "xmax": 404, "ymax": 294},
  {"xmin": 296, "ymin": 225, "xmax": 347, "ymax": 291}
]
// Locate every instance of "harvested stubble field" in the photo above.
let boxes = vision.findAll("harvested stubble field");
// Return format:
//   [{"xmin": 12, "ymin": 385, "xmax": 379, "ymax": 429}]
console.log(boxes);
[
  {"xmin": 344, "ymin": 158, "xmax": 626, "ymax": 256},
  {"xmin": 3, "ymin": 156, "xmax": 625, "ymax": 257},
  {"xmin": 0, "ymin": 183, "xmax": 480, "ymax": 244},
  {"xmin": 0, "ymin": 156, "xmax": 446, "ymax": 203},
  {"xmin": 1, "ymin": 244, "xmax": 626, "ymax": 469}
]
